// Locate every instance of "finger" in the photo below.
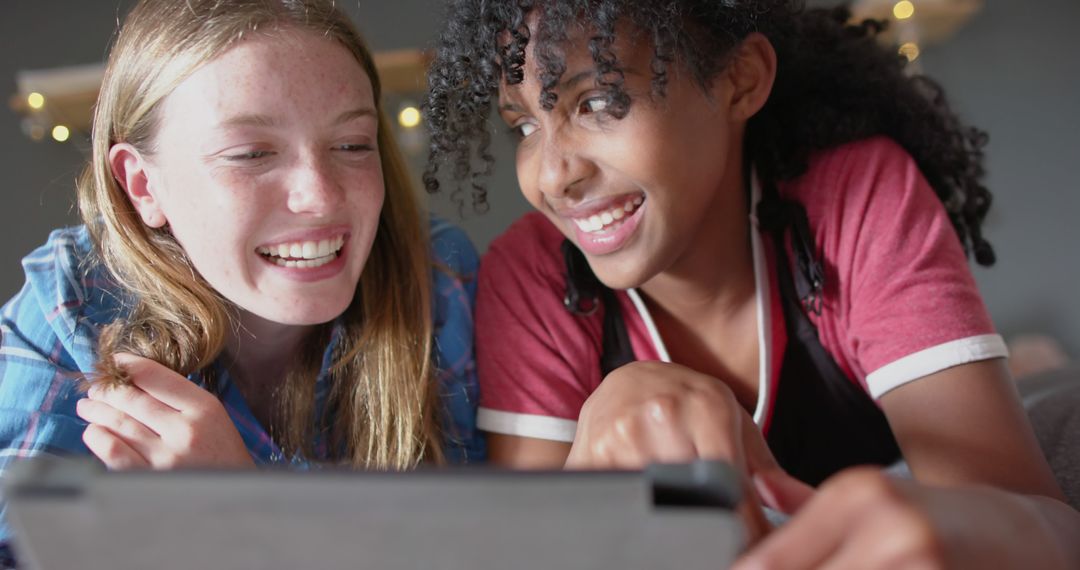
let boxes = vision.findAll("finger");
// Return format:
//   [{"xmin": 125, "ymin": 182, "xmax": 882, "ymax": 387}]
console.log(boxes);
[
  {"xmin": 680, "ymin": 396, "xmax": 774, "ymax": 542},
  {"xmin": 816, "ymin": 503, "xmax": 940, "ymax": 570},
  {"xmin": 641, "ymin": 397, "xmax": 698, "ymax": 464},
  {"xmin": 77, "ymin": 397, "xmax": 161, "ymax": 439},
  {"xmin": 735, "ymin": 469, "xmax": 890, "ymax": 570},
  {"xmin": 740, "ymin": 411, "xmax": 781, "ymax": 475},
  {"xmin": 753, "ymin": 469, "xmax": 815, "ymax": 514},
  {"xmin": 112, "ymin": 352, "xmax": 206, "ymax": 411},
  {"xmin": 82, "ymin": 423, "xmax": 150, "ymax": 470},
  {"xmin": 77, "ymin": 398, "xmax": 165, "ymax": 466},
  {"xmin": 88, "ymin": 381, "xmax": 179, "ymax": 434}
]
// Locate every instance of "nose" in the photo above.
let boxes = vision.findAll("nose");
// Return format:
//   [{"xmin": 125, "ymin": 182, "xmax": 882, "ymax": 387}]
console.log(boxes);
[
  {"xmin": 534, "ymin": 128, "xmax": 593, "ymax": 201},
  {"xmin": 286, "ymin": 152, "xmax": 345, "ymax": 215}
]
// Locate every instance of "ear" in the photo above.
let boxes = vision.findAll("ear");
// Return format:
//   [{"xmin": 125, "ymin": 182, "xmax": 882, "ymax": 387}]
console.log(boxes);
[
  {"xmin": 109, "ymin": 143, "xmax": 167, "ymax": 228},
  {"xmin": 722, "ymin": 33, "xmax": 777, "ymax": 122}
]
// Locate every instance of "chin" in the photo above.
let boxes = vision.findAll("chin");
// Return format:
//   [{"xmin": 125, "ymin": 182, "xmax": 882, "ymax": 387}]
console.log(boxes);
[
  {"xmin": 586, "ymin": 256, "xmax": 652, "ymax": 291},
  {"xmin": 256, "ymin": 299, "xmax": 352, "ymax": 327}
]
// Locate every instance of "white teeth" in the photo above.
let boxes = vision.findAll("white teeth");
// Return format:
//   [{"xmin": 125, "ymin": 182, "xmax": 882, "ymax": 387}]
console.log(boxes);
[
  {"xmin": 258, "ymin": 234, "xmax": 346, "ymax": 266},
  {"xmin": 572, "ymin": 196, "xmax": 644, "ymax": 234}
]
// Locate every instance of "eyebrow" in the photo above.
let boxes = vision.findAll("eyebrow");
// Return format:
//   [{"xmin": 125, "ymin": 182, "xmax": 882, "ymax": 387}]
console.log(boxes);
[
  {"xmin": 218, "ymin": 107, "xmax": 377, "ymax": 128},
  {"xmin": 498, "ymin": 69, "xmax": 596, "ymax": 113}
]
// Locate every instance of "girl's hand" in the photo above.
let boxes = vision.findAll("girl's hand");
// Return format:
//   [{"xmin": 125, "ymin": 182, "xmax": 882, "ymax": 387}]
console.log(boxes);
[
  {"xmin": 736, "ymin": 467, "xmax": 1074, "ymax": 570},
  {"xmin": 76, "ymin": 352, "xmax": 254, "ymax": 470},
  {"xmin": 565, "ymin": 360, "xmax": 781, "ymax": 540}
]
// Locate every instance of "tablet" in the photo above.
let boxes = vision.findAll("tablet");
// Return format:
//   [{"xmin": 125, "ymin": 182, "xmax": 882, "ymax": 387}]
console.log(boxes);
[{"xmin": 4, "ymin": 456, "xmax": 745, "ymax": 570}]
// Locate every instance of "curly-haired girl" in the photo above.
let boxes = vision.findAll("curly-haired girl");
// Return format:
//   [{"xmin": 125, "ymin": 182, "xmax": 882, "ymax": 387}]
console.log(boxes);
[{"xmin": 424, "ymin": 0, "xmax": 1079, "ymax": 566}]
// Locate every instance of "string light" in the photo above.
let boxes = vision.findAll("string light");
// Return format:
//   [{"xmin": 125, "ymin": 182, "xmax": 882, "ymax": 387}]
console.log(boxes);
[
  {"xmin": 27, "ymin": 92, "xmax": 45, "ymax": 110},
  {"xmin": 51, "ymin": 125, "xmax": 70, "ymax": 142},
  {"xmin": 899, "ymin": 42, "xmax": 920, "ymax": 62},
  {"xmin": 893, "ymin": 1, "xmax": 915, "ymax": 20},
  {"xmin": 397, "ymin": 106, "xmax": 421, "ymax": 129}
]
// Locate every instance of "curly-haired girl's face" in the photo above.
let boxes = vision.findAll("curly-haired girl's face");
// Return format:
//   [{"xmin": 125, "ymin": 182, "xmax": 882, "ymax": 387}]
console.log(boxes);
[
  {"xmin": 498, "ymin": 24, "xmax": 773, "ymax": 290},
  {"xmin": 112, "ymin": 30, "xmax": 384, "ymax": 329}
]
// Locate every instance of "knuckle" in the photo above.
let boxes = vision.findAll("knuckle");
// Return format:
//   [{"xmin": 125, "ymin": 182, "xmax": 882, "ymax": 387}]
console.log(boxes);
[
  {"xmin": 830, "ymin": 467, "xmax": 900, "ymax": 504},
  {"xmin": 612, "ymin": 415, "xmax": 639, "ymax": 440},
  {"xmin": 171, "ymin": 422, "xmax": 197, "ymax": 449},
  {"xmin": 644, "ymin": 394, "xmax": 680, "ymax": 422}
]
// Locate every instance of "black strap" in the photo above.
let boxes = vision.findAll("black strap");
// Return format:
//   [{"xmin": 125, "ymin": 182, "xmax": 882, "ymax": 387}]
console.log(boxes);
[
  {"xmin": 562, "ymin": 241, "xmax": 634, "ymax": 376},
  {"xmin": 762, "ymin": 194, "xmax": 901, "ymax": 484}
]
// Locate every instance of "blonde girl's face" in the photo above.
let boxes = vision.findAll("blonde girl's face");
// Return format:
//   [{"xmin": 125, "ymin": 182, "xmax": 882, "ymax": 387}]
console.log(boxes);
[{"xmin": 121, "ymin": 30, "xmax": 384, "ymax": 326}]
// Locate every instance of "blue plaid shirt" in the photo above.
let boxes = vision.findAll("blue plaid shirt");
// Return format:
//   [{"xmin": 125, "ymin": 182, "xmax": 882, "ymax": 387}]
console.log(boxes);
[{"xmin": 0, "ymin": 218, "xmax": 484, "ymax": 554}]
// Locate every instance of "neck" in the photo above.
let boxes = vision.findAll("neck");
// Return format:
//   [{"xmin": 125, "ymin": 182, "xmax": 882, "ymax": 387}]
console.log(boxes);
[
  {"xmin": 639, "ymin": 151, "xmax": 756, "ymax": 320},
  {"xmin": 225, "ymin": 312, "xmax": 314, "ymax": 390}
]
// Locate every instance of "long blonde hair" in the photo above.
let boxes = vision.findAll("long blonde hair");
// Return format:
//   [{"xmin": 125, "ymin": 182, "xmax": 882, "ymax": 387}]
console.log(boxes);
[{"xmin": 79, "ymin": 0, "xmax": 441, "ymax": 469}]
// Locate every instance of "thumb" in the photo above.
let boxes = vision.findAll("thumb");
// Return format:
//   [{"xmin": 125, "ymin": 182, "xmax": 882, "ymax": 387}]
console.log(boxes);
[{"xmin": 753, "ymin": 468, "xmax": 815, "ymax": 515}]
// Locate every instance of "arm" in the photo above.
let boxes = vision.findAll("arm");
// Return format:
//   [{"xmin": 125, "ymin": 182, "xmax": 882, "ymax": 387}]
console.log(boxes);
[
  {"xmin": 487, "ymin": 433, "xmax": 570, "ymax": 468},
  {"xmin": 881, "ymin": 358, "xmax": 1064, "ymax": 498},
  {"xmin": 429, "ymin": 218, "xmax": 486, "ymax": 464}
]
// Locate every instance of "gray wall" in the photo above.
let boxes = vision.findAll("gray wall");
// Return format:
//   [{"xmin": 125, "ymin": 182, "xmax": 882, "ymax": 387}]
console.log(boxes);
[{"xmin": 2, "ymin": 1, "xmax": 1077, "ymax": 356}]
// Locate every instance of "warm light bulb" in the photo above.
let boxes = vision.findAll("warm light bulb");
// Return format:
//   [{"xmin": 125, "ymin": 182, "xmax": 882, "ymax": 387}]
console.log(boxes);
[
  {"xmin": 893, "ymin": 1, "xmax": 915, "ymax": 20},
  {"xmin": 27, "ymin": 92, "xmax": 45, "ymax": 109},
  {"xmin": 899, "ymin": 42, "xmax": 920, "ymax": 62},
  {"xmin": 51, "ymin": 125, "xmax": 70, "ymax": 142},
  {"xmin": 398, "ymin": 106, "xmax": 421, "ymax": 129}
]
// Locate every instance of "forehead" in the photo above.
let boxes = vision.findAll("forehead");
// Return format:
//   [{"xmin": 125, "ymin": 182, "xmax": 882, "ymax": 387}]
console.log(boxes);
[{"xmin": 162, "ymin": 29, "xmax": 375, "ymax": 123}]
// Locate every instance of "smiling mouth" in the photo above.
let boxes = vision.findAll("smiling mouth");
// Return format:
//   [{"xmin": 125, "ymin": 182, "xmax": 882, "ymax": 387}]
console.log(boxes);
[
  {"xmin": 570, "ymin": 194, "xmax": 645, "ymax": 234},
  {"xmin": 256, "ymin": 235, "xmax": 345, "ymax": 268}
]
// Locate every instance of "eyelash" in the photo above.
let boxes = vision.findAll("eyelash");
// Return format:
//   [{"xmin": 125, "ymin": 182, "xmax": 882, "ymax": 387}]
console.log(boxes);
[
  {"xmin": 225, "ymin": 150, "xmax": 272, "ymax": 161},
  {"xmin": 335, "ymin": 144, "xmax": 375, "ymax": 153},
  {"xmin": 224, "ymin": 143, "xmax": 374, "ymax": 162},
  {"xmin": 507, "ymin": 95, "xmax": 609, "ymax": 140}
]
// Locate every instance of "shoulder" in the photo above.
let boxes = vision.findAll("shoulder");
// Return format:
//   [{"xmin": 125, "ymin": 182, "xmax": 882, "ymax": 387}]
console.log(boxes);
[
  {"xmin": 428, "ymin": 217, "xmax": 478, "ymax": 332},
  {"xmin": 3, "ymin": 226, "xmax": 119, "ymax": 372},
  {"xmin": 429, "ymin": 216, "xmax": 479, "ymax": 280},
  {"xmin": 784, "ymin": 136, "xmax": 929, "ymax": 214}
]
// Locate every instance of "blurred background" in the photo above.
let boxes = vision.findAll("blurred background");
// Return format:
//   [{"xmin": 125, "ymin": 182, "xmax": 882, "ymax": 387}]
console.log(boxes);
[{"xmin": 2, "ymin": 0, "xmax": 1078, "ymax": 362}]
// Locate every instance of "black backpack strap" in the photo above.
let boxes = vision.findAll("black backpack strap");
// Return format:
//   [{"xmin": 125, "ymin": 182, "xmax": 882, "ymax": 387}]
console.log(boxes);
[
  {"xmin": 756, "ymin": 179, "xmax": 826, "ymax": 315},
  {"xmin": 757, "ymin": 179, "xmax": 901, "ymax": 484},
  {"xmin": 561, "ymin": 240, "xmax": 634, "ymax": 376}
]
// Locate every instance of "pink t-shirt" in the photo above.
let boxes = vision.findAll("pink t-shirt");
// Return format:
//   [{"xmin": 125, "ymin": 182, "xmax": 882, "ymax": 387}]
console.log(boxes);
[{"xmin": 476, "ymin": 137, "xmax": 1007, "ymax": 442}]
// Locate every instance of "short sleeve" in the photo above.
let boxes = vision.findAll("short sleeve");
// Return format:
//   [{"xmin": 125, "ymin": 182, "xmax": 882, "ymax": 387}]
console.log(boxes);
[
  {"xmin": 791, "ymin": 138, "xmax": 1006, "ymax": 399},
  {"xmin": 429, "ymin": 217, "xmax": 486, "ymax": 463},
  {"xmin": 475, "ymin": 214, "xmax": 605, "ymax": 442}
]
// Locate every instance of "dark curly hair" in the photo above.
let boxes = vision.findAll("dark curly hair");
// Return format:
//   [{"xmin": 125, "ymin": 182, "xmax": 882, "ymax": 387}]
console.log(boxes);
[{"xmin": 423, "ymin": 0, "xmax": 995, "ymax": 265}]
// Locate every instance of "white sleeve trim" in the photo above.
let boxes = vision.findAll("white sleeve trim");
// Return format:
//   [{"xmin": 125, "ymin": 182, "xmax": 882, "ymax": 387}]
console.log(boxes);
[
  {"xmin": 477, "ymin": 408, "xmax": 577, "ymax": 442},
  {"xmin": 866, "ymin": 334, "xmax": 1009, "ymax": 399}
]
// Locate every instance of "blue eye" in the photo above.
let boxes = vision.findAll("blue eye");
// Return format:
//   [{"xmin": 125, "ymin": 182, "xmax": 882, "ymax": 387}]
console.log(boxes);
[
  {"xmin": 226, "ymin": 150, "xmax": 272, "ymax": 161},
  {"xmin": 335, "ymin": 143, "xmax": 375, "ymax": 152}
]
